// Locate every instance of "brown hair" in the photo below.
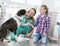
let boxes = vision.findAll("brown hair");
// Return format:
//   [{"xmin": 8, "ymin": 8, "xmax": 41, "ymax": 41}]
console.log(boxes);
[
  {"xmin": 31, "ymin": 8, "xmax": 36, "ymax": 16},
  {"xmin": 28, "ymin": 8, "xmax": 36, "ymax": 16},
  {"xmin": 41, "ymin": 5, "xmax": 48, "ymax": 15},
  {"xmin": 27, "ymin": 8, "xmax": 36, "ymax": 23},
  {"xmin": 30, "ymin": 8, "xmax": 36, "ymax": 22}
]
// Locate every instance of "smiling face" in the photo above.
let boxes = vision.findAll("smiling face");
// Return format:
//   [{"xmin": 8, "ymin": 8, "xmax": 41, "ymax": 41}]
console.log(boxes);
[
  {"xmin": 40, "ymin": 5, "xmax": 48, "ymax": 15},
  {"xmin": 27, "ymin": 8, "xmax": 36, "ymax": 18}
]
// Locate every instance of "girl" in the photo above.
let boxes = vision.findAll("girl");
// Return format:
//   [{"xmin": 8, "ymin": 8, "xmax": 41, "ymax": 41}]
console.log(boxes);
[
  {"xmin": 29, "ymin": 5, "xmax": 50, "ymax": 43},
  {"xmin": 16, "ymin": 8, "xmax": 36, "ymax": 38}
]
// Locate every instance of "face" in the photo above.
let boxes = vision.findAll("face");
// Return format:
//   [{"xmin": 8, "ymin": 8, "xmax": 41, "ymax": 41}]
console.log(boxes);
[
  {"xmin": 40, "ymin": 7, "xmax": 46, "ymax": 15},
  {"xmin": 27, "ymin": 9, "xmax": 35, "ymax": 18}
]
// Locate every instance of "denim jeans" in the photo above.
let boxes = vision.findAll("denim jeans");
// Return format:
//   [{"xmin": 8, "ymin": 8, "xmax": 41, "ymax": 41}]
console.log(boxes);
[{"xmin": 33, "ymin": 33, "xmax": 48, "ymax": 43}]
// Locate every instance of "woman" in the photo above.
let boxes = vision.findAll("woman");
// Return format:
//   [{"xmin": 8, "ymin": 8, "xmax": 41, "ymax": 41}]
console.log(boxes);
[
  {"xmin": 16, "ymin": 8, "xmax": 36, "ymax": 38},
  {"xmin": 10, "ymin": 8, "xmax": 36, "ymax": 40}
]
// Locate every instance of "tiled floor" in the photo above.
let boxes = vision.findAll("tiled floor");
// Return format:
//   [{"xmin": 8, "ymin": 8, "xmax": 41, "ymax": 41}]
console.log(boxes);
[
  {"xmin": 0, "ymin": 39, "xmax": 60, "ymax": 46},
  {"xmin": 0, "ymin": 35, "xmax": 60, "ymax": 46}
]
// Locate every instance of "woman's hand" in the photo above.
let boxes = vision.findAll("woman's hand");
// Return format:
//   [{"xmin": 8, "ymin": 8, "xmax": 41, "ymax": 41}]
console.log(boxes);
[
  {"xmin": 20, "ymin": 22, "xmax": 22, "ymax": 25},
  {"xmin": 25, "ymin": 33, "xmax": 31, "ymax": 38}
]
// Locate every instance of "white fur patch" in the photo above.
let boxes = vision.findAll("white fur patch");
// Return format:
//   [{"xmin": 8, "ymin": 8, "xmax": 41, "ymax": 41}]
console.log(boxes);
[{"xmin": 13, "ymin": 16, "xmax": 21, "ymax": 28}]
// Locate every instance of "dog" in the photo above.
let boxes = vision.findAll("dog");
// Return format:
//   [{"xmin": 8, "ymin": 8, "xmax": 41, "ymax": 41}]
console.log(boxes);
[{"xmin": 0, "ymin": 9, "xmax": 26, "ymax": 41}]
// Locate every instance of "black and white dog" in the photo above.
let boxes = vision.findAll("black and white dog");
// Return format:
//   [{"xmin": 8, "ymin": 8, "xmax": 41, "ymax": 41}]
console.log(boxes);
[{"xmin": 0, "ymin": 9, "xmax": 26, "ymax": 41}]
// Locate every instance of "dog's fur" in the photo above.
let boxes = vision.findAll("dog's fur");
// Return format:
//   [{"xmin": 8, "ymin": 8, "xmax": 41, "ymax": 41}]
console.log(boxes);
[{"xmin": 0, "ymin": 9, "xmax": 26, "ymax": 41}]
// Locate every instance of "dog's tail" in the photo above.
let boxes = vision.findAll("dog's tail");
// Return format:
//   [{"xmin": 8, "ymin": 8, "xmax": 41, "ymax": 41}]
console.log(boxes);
[
  {"xmin": 0, "ymin": 24, "xmax": 4, "ymax": 37},
  {"xmin": 0, "ymin": 25, "xmax": 3, "ymax": 41},
  {"xmin": 0, "ymin": 24, "xmax": 4, "ymax": 32},
  {"xmin": 0, "ymin": 24, "xmax": 7, "ymax": 41}
]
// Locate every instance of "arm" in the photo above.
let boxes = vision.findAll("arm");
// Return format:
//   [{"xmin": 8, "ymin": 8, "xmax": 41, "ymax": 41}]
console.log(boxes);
[
  {"xmin": 33, "ymin": 17, "xmax": 39, "ymax": 27},
  {"xmin": 21, "ymin": 20, "xmax": 33, "ymax": 26},
  {"xmin": 21, "ymin": 16, "xmax": 33, "ymax": 26},
  {"xmin": 26, "ymin": 29, "xmax": 34, "ymax": 38},
  {"xmin": 25, "ymin": 19, "xmax": 34, "ymax": 38},
  {"xmin": 26, "ymin": 18, "xmax": 39, "ymax": 38},
  {"xmin": 43, "ymin": 17, "xmax": 50, "ymax": 36},
  {"xmin": 28, "ymin": 17, "xmax": 39, "ymax": 27},
  {"xmin": 45, "ymin": 17, "xmax": 50, "ymax": 33}
]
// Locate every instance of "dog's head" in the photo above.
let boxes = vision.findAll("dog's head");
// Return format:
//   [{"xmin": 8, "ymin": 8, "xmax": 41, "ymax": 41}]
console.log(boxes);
[{"xmin": 17, "ymin": 9, "xmax": 26, "ymax": 17}]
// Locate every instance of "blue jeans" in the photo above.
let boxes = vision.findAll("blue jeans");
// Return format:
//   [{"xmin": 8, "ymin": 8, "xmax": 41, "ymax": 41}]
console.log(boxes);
[{"xmin": 33, "ymin": 33, "xmax": 48, "ymax": 43}]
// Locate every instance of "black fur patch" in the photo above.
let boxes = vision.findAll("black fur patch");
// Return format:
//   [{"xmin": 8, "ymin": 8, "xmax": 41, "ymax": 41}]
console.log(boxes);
[{"xmin": 0, "ymin": 18, "xmax": 17, "ymax": 41}]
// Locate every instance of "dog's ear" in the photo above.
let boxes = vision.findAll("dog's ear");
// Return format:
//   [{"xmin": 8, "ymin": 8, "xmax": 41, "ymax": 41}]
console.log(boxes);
[{"xmin": 17, "ymin": 9, "xmax": 26, "ymax": 16}]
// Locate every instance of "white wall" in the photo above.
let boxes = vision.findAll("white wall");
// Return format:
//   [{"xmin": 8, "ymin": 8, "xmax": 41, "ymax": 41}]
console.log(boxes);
[
  {"xmin": 0, "ymin": 0, "xmax": 42, "ymax": 21},
  {"xmin": 42, "ymin": 0, "xmax": 60, "ymax": 12}
]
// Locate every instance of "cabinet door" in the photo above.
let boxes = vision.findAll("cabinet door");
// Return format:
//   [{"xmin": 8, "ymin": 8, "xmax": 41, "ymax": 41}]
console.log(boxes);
[{"xmin": 0, "ymin": 8, "xmax": 1, "ymax": 16}]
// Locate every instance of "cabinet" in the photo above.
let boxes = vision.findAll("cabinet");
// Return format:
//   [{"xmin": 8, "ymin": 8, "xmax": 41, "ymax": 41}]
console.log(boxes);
[
  {"xmin": 48, "ymin": 12, "xmax": 60, "ymax": 40},
  {"xmin": 0, "ymin": 5, "xmax": 6, "ymax": 26}
]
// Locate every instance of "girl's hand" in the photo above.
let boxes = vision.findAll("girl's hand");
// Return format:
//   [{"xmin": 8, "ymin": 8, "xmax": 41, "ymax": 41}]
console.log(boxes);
[
  {"xmin": 43, "ymin": 32, "xmax": 47, "ymax": 36},
  {"xmin": 28, "ymin": 24, "xmax": 32, "ymax": 26}
]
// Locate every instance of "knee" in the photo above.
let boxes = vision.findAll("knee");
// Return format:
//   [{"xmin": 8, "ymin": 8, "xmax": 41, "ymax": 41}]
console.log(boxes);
[
  {"xmin": 33, "ymin": 39, "xmax": 38, "ymax": 43},
  {"xmin": 33, "ymin": 36, "xmax": 39, "ymax": 43}
]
